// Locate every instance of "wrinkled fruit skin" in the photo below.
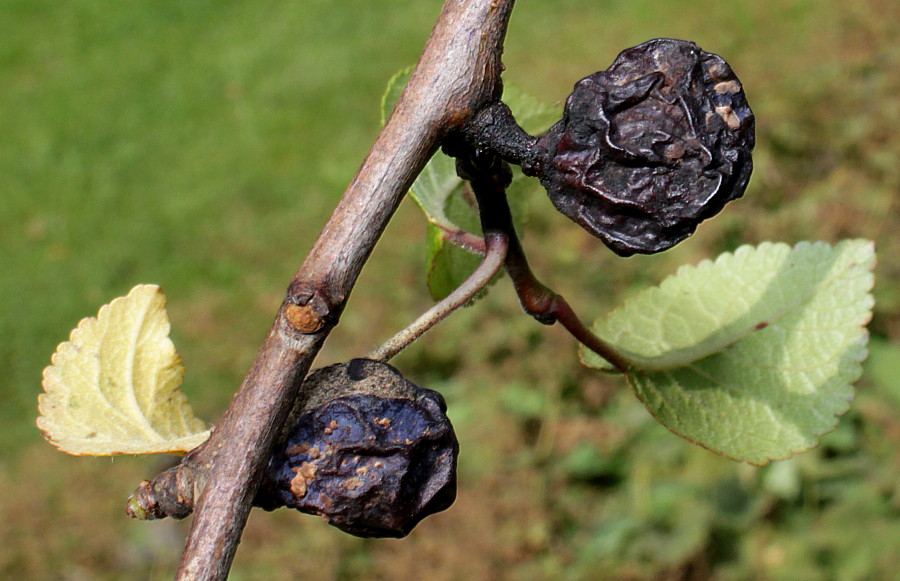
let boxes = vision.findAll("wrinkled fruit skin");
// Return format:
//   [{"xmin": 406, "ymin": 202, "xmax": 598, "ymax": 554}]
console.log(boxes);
[
  {"xmin": 537, "ymin": 38, "xmax": 755, "ymax": 256},
  {"xmin": 266, "ymin": 388, "xmax": 458, "ymax": 538}
]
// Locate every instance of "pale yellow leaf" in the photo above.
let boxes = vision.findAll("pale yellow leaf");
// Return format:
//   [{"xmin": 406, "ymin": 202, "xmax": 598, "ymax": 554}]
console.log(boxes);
[{"xmin": 37, "ymin": 284, "xmax": 211, "ymax": 455}]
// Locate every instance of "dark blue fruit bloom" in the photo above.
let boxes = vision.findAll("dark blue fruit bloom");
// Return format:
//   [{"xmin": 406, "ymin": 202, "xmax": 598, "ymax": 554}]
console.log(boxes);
[{"xmin": 265, "ymin": 363, "xmax": 457, "ymax": 538}]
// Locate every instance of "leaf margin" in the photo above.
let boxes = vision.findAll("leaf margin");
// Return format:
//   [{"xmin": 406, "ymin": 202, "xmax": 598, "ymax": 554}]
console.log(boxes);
[
  {"xmin": 581, "ymin": 239, "xmax": 876, "ymax": 465},
  {"xmin": 37, "ymin": 284, "xmax": 211, "ymax": 456}
]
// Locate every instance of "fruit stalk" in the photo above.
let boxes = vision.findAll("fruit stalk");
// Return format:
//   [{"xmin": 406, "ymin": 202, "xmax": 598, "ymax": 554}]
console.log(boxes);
[{"xmin": 452, "ymin": 149, "xmax": 631, "ymax": 372}]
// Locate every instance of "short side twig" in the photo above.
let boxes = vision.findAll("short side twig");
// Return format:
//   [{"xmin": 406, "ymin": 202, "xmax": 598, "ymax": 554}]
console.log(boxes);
[{"xmin": 367, "ymin": 231, "xmax": 508, "ymax": 362}]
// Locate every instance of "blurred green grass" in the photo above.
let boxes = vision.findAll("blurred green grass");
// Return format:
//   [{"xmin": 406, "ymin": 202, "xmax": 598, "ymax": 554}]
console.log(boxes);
[{"xmin": 3, "ymin": 0, "xmax": 898, "ymax": 579}]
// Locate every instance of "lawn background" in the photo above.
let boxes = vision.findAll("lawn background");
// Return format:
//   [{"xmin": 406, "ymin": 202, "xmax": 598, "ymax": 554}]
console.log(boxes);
[{"xmin": 2, "ymin": 0, "xmax": 898, "ymax": 579}]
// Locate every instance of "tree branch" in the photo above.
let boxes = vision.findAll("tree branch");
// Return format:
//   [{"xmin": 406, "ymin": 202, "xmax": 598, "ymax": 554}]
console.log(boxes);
[{"xmin": 167, "ymin": 1, "xmax": 516, "ymax": 579}]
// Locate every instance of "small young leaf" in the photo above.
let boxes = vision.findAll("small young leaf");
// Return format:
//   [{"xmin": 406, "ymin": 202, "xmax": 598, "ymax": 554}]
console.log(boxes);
[
  {"xmin": 381, "ymin": 68, "xmax": 561, "ymax": 300},
  {"xmin": 502, "ymin": 84, "xmax": 561, "ymax": 136},
  {"xmin": 380, "ymin": 66, "xmax": 413, "ymax": 127},
  {"xmin": 582, "ymin": 240, "xmax": 875, "ymax": 464},
  {"xmin": 425, "ymin": 223, "xmax": 485, "ymax": 301},
  {"xmin": 38, "ymin": 284, "xmax": 210, "ymax": 455}
]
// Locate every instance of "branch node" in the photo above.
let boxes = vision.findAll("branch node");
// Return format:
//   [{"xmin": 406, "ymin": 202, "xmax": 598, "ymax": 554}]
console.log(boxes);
[
  {"xmin": 285, "ymin": 282, "xmax": 341, "ymax": 334},
  {"xmin": 284, "ymin": 303, "xmax": 326, "ymax": 334},
  {"xmin": 126, "ymin": 459, "xmax": 205, "ymax": 521},
  {"xmin": 448, "ymin": 100, "xmax": 544, "ymax": 174}
]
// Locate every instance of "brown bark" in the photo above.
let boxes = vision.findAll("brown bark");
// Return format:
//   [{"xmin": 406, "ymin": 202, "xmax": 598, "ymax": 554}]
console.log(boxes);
[{"xmin": 170, "ymin": 1, "xmax": 516, "ymax": 579}]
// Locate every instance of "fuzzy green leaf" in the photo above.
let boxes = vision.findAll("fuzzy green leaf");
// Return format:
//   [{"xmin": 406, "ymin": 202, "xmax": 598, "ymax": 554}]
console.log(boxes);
[
  {"xmin": 381, "ymin": 68, "xmax": 560, "ymax": 300},
  {"xmin": 425, "ymin": 222, "xmax": 484, "ymax": 301},
  {"xmin": 582, "ymin": 240, "xmax": 875, "ymax": 464}
]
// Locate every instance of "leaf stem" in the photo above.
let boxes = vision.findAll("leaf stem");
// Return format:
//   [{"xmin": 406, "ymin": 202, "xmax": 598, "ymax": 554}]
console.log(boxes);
[
  {"xmin": 367, "ymin": 231, "xmax": 509, "ymax": 362},
  {"xmin": 455, "ymin": 149, "xmax": 631, "ymax": 373}
]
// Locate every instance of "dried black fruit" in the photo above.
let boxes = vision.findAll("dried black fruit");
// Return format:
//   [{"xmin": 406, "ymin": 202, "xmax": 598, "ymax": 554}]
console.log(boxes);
[
  {"xmin": 536, "ymin": 38, "xmax": 755, "ymax": 256},
  {"xmin": 263, "ymin": 359, "xmax": 458, "ymax": 538}
]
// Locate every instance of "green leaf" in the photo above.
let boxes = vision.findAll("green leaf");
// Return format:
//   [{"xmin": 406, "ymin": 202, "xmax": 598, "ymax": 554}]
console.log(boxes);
[
  {"xmin": 501, "ymin": 83, "xmax": 561, "ymax": 136},
  {"xmin": 380, "ymin": 66, "xmax": 413, "ymax": 127},
  {"xmin": 38, "ymin": 284, "xmax": 210, "ymax": 455},
  {"xmin": 425, "ymin": 222, "xmax": 485, "ymax": 301},
  {"xmin": 381, "ymin": 67, "xmax": 560, "ymax": 300},
  {"xmin": 582, "ymin": 240, "xmax": 876, "ymax": 464}
]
